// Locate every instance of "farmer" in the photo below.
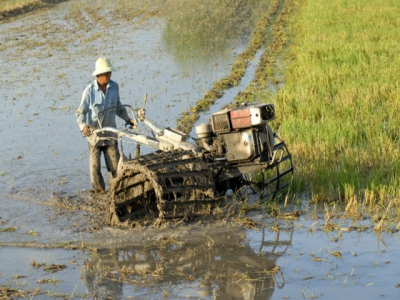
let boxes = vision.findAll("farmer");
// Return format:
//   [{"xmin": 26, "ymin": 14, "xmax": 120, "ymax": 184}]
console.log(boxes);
[{"xmin": 76, "ymin": 57, "xmax": 134, "ymax": 193}]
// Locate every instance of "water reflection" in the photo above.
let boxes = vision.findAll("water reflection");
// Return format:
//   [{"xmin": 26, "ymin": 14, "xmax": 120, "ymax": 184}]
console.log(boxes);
[
  {"xmin": 163, "ymin": 0, "xmax": 266, "ymax": 63},
  {"xmin": 80, "ymin": 224, "xmax": 293, "ymax": 299}
]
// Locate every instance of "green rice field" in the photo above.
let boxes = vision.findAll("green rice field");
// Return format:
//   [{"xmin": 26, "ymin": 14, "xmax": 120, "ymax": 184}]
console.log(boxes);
[{"xmin": 273, "ymin": 0, "xmax": 400, "ymax": 205}]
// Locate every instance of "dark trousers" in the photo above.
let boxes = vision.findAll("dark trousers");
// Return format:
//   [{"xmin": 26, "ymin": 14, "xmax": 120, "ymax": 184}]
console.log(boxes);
[{"xmin": 88, "ymin": 142, "xmax": 120, "ymax": 192}]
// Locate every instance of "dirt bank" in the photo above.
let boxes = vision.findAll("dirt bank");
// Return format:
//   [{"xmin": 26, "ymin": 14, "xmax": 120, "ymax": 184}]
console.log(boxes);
[{"xmin": 0, "ymin": 0, "xmax": 69, "ymax": 21}]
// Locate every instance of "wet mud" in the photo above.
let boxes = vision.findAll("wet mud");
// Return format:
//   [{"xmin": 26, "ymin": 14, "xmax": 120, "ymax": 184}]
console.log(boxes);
[{"xmin": 1, "ymin": 0, "xmax": 400, "ymax": 299}]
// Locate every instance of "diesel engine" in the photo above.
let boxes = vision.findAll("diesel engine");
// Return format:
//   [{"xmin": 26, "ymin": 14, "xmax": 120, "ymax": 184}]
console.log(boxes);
[{"xmin": 195, "ymin": 103, "xmax": 276, "ymax": 163}]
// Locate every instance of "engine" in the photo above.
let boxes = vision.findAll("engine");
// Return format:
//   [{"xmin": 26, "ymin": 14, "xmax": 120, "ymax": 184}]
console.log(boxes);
[{"xmin": 195, "ymin": 103, "xmax": 276, "ymax": 162}]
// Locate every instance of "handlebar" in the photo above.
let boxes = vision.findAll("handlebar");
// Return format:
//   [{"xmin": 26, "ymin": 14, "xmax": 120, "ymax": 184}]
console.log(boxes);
[
  {"xmin": 97, "ymin": 94, "xmax": 149, "ymax": 128},
  {"xmin": 97, "ymin": 104, "xmax": 138, "ymax": 129}
]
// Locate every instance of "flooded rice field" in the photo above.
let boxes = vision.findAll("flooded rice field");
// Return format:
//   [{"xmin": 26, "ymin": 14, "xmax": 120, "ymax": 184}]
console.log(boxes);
[{"xmin": 1, "ymin": 0, "xmax": 400, "ymax": 299}]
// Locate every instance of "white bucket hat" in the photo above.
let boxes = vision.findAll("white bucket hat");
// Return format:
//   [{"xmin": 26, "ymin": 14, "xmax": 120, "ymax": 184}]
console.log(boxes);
[{"xmin": 92, "ymin": 57, "xmax": 116, "ymax": 76}]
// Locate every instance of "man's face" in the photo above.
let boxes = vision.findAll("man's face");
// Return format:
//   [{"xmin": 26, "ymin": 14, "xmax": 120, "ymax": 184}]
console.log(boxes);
[{"xmin": 97, "ymin": 72, "xmax": 112, "ymax": 86}]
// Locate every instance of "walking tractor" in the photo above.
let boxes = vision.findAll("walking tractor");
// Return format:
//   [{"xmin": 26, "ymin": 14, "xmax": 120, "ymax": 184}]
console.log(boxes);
[{"xmin": 94, "ymin": 96, "xmax": 294, "ymax": 227}]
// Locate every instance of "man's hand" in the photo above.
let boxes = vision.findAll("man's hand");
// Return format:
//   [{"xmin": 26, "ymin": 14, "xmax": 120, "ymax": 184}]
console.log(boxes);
[
  {"xmin": 82, "ymin": 125, "xmax": 91, "ymax": 137},
  {"xmin": 126, "ymin": 119, "xmax": 137, "ymax": 128}
]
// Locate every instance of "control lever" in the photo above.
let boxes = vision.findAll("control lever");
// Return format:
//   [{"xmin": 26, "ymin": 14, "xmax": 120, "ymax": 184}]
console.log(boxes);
[{"xmin": 137, "ymin": 93, "xmax": 147, "ymax": 121}]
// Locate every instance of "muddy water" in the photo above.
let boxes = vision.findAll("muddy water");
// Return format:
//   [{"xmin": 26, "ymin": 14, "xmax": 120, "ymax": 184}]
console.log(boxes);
[
  {"xmin": 1, "ymin": 215, "xmax": 400, "ymax": 299},
  {"xmin": 0, "ymin": 0, "xmax": 255, "ymax": 226},
  {"xmin": 1, "ymin": 0, "xmax": 400, "ymax": 299},
  {"xmin": 0, "ymin": 0, "xmax": 251, "ymax": 196}
]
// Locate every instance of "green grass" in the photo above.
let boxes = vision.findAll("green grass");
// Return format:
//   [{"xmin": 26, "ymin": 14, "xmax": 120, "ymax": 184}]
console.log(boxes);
[{"xmin": 271, "ymin": 0, "xmax": 400, "ymax": 204}]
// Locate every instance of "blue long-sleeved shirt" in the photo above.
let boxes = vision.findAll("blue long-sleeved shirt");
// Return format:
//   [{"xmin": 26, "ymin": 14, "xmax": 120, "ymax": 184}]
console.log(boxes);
[{"xmin": 76, "ymin": 79, "xmax": 130, "ymax": 146}]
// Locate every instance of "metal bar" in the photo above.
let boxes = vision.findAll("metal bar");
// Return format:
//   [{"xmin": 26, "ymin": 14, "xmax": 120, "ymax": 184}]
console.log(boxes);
[
  {"xmin": 276, "ymin": 153, "xmax": 292, "ymax": 163},
  {"xmin": 157, "ymin": 169, "xmax": 211, "ymax": 179},
  {"xmin": 147, "ymin": 157, "xmax": 200, "ymax": 170},
  {"xmin": 263, "ymin": 167, "xmax": 294, "ymax": 185},
  {"xmin": 159, "ymin": 198, "xmax": 223, "ymax": 206},
  {"xmin": 162, "ymin": 184, "xmax": 215, "ymax": 192}
]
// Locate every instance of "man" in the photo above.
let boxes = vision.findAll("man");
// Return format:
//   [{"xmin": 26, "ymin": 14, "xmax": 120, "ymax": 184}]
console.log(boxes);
[{"xmin": 76, "ymin": 57, "xmax": 133, "ymax": 193}]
